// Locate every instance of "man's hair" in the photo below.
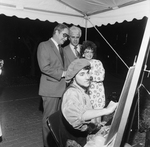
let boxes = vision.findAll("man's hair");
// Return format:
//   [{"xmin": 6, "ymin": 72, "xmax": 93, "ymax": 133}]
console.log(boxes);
[
  {"xmin": 69, "ymin": 25, "xmax": 82, "ymax": 37},
  {"xmin": 53, "ymin": 24, "xmax": 69, "ymax": 35}
]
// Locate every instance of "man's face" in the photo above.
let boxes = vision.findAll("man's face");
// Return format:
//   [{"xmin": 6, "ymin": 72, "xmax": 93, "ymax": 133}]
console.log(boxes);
[
  {"xmin": 75, "ymin": 68, "xmax": 90, "ymax": 88},
  {"xmin": 57, "ymin": 28, "xmax": 69, "ymax": 45},
  {"xmin": 69, "ymin": 31, "xmax": 81, "ymax": 46}
]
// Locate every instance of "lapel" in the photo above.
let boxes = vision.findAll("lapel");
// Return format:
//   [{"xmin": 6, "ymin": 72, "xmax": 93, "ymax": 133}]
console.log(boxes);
[
  {"xmin": 49, "ymin": 39, "xmax": 64, "ymax": 66},
  {"xmin": 66, "ymin": 45, "xmax": 77, "ymax": 62}
]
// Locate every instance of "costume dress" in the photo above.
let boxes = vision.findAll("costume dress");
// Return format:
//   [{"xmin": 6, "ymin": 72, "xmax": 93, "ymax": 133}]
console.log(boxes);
[{"xmin": 89, "ymin": 59, "xmax": 105, "ymax": 109}]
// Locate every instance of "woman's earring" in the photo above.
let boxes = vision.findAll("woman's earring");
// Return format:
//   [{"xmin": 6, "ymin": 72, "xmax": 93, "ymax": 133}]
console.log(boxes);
[{"xmin": 82, "ymin": 54, "xmax": 85, "ymax": 57}]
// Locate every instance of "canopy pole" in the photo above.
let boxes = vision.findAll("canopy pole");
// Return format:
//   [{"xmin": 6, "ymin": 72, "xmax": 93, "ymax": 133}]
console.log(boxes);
[
  {"xmin": 87, "ymin": 18, "xmax": 129, "ymax": 69},
  {"xmin": 84, "ymin": 15, "xmax": 88, "ymax": 41}
]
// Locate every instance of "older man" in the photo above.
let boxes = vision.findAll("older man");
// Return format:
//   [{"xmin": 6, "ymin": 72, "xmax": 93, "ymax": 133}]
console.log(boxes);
[{"xmin": 64, "ymin": 25, "xmax": 82, "ymax": 69}]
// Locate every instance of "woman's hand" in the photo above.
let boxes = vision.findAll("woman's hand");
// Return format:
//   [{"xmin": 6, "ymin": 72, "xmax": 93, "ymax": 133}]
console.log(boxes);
[{"xmin": 106, "ymin": 101, "xmax": 118, "ymax": 114}]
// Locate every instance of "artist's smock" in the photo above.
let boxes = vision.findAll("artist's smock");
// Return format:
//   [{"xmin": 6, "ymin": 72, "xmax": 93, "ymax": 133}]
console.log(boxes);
[{"xmin": 61, "ymin": 83, "xmax": 93, "ymax": 131}]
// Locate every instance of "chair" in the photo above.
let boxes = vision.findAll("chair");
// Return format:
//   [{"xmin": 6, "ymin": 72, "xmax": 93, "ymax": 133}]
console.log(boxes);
[
  {"xmin": 47, "ymin": 111, "xmax": 60, "ymax": 147},
  {"xmin": 47, "ymin": 110, "xmax": 87, "ymax": 147}
]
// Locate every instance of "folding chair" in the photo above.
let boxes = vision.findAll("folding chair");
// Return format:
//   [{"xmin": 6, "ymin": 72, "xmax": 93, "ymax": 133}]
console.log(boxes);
[
  {"xmin": 47, "ymin": 110, "xmax": 87, "ymax": 147},
  {"xmin": 47, "ymin": 111, "xmax": 60, "ymax": 147}
]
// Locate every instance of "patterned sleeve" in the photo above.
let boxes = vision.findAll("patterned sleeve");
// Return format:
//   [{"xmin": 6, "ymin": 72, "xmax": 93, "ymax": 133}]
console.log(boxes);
[
  {"xmin": 90, "ymin": 59, "xmax": 105, "ymax": 82},
  {"xmin": 61, "ymin": 88, "xmax": 89, "ymax": 130}
]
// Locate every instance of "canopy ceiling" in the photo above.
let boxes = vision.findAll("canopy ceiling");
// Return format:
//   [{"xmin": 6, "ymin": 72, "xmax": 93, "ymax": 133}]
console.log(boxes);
[{"xmin": 0, "ymin": 0, "xmax": 149, "ymax": 28}]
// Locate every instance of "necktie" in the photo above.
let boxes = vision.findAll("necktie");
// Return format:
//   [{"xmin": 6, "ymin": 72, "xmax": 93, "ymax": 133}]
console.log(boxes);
[
  {"xmin": 74, "ymin": 46, "xmax": 80, "ymax": 58},
  {"xmin": 58, "ymin": 45, "xmax": 64, "ymax": 66}
]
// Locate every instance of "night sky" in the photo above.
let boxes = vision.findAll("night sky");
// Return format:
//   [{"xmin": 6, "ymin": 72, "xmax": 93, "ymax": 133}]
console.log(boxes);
[{"xmin": 0, "ymin": 14, "xmax": 148, "ymax": 78}]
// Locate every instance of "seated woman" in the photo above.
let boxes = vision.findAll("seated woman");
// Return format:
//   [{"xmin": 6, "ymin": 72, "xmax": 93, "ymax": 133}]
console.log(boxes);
[{"xmin": 60, "ymin": 58, "xmax": 118, "ymax": 147}]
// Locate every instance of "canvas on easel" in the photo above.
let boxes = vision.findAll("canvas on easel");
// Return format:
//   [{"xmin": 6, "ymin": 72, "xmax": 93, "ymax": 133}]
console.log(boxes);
[
  {"xmin": 104, "ymin": 17, "xmax": 150, "ymax": 147},
  {"xmin": 104, "ymin": 65, "xmax": 135, "ymax": 146}
]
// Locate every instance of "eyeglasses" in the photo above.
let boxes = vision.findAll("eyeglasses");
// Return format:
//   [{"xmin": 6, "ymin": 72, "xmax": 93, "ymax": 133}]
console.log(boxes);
[{"xmin": 63, "ymin": 33, "xmax": 69, "ymax": 39}]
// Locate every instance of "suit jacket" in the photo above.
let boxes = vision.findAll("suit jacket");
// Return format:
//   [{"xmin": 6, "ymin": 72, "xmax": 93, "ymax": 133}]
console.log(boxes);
[
  {"xmin": 63, "ymin": 45, "xmax": 79, "ymax": 69},
  {"xmin": 37, "ymin": 38, "xmax": 66, "ymax": 97}
]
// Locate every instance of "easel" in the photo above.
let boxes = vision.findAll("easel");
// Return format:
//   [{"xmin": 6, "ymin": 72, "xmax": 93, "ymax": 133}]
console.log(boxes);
[{"xmin": 103, "ymin": 17, "xmax": 150, "ymax": 147}]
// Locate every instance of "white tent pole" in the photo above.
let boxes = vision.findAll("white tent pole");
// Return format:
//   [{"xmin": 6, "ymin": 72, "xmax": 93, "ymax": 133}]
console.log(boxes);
[
  {"xmin": 84, "ymin": 16, "xmax": 88, "ymax": 41},
  {"xmin": 87, "ymin": 18, "xmax": 129, "ymax": 69}
]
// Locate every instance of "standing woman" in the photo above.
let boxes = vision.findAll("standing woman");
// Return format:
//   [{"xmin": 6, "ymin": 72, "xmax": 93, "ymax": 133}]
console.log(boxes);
[{"xmin": 80, "ymin": 40, "xmax": 106, "ymax": 111}]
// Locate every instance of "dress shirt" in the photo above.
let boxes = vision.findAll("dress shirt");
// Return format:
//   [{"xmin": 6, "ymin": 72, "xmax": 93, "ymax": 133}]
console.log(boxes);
[
  {"xmin": 51, "ymin": 37, "xmax": 66, "ymax": 78},
  {"xmin": 69, "ymin": 44, "xmax": 80, "ymax": 58}
]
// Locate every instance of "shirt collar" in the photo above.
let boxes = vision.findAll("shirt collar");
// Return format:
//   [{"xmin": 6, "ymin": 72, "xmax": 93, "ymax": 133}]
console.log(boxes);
[
  {"xmin": 51, "ymin": 38, "xmax": 59, "ymax": 49},
  {"xmin": 70, "ymin": 44, "xmax": 79, "ymax": 50},
  {"xmin": 72, "ymin": 81, "xmax": 89, "ymax": 94}
]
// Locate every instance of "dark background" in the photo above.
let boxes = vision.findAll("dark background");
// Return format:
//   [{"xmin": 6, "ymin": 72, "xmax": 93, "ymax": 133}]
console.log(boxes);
[{"xmin": 0, "ymin": 15, "xmax": 148, "ymax": 79}]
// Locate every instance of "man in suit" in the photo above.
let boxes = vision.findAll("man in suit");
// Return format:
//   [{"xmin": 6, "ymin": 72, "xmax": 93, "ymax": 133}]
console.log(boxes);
[
  {"xmin": 37, "ymin": 23, "xmax": 69, "ymax": 147},
  {"xmin": 64, "ymin": 25, "xmax": 82, "ymax": 69}
]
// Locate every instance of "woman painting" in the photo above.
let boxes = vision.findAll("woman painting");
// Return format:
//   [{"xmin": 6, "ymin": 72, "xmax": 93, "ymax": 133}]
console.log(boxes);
[{"xmin": 60, "ymin": 58, "xmax": 117, "ymax": 147}]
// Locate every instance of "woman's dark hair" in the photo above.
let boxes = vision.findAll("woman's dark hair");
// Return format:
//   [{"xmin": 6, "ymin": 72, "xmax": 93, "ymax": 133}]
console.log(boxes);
[
  {"xmin": 80, "ymin": 40, "xmax": 97, "ymax": 59},
  {"xmin": 83, "ymin": 65, "xmax": 91, "ymax": 71}
]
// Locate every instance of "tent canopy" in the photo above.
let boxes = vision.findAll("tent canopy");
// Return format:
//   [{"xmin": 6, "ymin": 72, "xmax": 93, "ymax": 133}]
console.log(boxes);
[{"xmin": 0, "ymin": 0, "xmax": 149, "ymax": 28}]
